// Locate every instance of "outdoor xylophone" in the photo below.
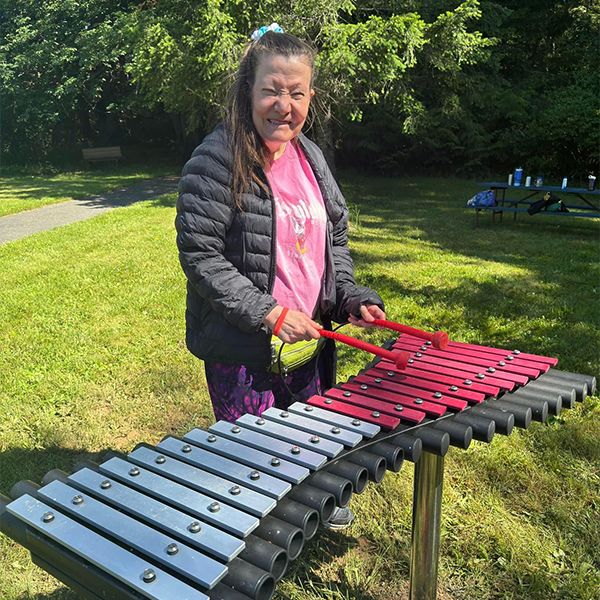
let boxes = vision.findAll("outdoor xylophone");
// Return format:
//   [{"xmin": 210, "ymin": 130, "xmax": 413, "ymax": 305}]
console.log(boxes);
[{"xmin": 0, "ymin": 324, "xmax": 595, "ymax": 600}]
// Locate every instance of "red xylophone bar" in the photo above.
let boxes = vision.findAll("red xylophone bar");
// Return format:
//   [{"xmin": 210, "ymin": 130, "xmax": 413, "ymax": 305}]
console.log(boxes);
[
  {"xmin": 391, "ymin": 342, "xmax": 531, "ymax": 386},
  {"xmin": 373, "ymin": 360, "xmax": 503, "ymax": 397},
  {"xmin": 352, "ymin": 372, "xmax": 474, "ymax": 409},
  {"xmin": 397, "ymin": 336, "xmax": 551, "ymax": 376},
  {"xmin": 445, "ymin": 339, "xmax": 558, "ymax": 366},
  {"xmin": 326, "ymin": 386, "xmax": 433, "ymax": 422}
]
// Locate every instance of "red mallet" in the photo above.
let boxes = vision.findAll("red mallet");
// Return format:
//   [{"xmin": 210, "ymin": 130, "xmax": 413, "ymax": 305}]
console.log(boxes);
[
  {"xmin": 371, "ymin": 319, "xmax": 449, "ymax": 350},
  {"xmin": 318, "ymin": 329, "xmax": 409, "ymax": 369}
]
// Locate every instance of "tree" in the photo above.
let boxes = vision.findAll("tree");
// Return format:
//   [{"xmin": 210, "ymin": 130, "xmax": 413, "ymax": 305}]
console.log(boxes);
[{"xmin": 0, "ymin": 0, "xmax": 139, "ymax": 162}]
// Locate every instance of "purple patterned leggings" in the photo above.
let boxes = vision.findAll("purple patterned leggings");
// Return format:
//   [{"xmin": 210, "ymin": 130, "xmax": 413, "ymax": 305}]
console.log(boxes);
[{"xmin": 204, "ymin": 357, "xmax": 322, "ymax": 423}]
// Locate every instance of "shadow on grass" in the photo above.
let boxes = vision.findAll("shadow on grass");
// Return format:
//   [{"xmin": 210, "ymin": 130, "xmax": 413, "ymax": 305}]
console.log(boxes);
[
  {"xmin": 0, "ymin": 166, "xmax": 178, "ymax": 202},
  {"xmin": 0, "ymin": 447, "xmax": 112, "ymax": 497},
  {"xmin": 150, "ymin": 194, "xmax": 177, "ymax": 208},
  {"xmin": 0, "ymin": 173, "xmax": 179, "ymax": 218},
  {"xmin": 69, "ymin": 177, "xmax": 179, "ymax": 210},
  {"xmin": 17, "ymin": 589, "xmax": 77, "ymax": 600}
]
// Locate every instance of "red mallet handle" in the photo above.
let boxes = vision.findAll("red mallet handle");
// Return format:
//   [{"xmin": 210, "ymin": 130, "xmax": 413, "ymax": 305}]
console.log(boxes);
[
  {"xmin": 319, "ymin": 329, "xmax": 409, "ymax": 369},
  {"xmin": 371, "ymin": 319, "xmax": 449, "ymax": 350}
]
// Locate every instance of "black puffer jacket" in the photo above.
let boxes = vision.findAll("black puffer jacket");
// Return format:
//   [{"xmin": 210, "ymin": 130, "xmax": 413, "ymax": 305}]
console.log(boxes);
[{"xmin": 176, "ymin": 124, "xmax": 383, "ymax": 368}]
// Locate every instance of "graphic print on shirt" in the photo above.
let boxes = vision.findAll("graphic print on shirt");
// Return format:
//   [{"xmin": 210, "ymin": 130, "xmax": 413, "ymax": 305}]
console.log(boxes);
[
  {"xmin": 275, "ymin": 197, "xmax": 316, "ymax": 258},
  {"xmin": 291, "ymin": 212, "xmax": 307, "ymax": 254}
]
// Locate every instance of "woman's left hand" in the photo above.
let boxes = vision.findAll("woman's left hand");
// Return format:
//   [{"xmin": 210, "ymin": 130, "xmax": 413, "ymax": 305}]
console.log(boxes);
[{"xmin": 348, "ymin": 304, "xmax": 386, "ymax": 328}]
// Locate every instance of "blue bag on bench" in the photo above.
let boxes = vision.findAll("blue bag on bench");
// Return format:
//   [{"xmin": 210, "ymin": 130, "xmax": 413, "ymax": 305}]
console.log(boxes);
[{"xmin": 467, "ymin": 190, "xmax": 496, "ymax": 207}]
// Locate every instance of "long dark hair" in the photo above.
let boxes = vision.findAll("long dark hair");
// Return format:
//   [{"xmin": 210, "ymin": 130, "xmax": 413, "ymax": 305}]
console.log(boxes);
[{"xmin": 225, "ymin": 31, "xmax": 316, "ymax": 208}]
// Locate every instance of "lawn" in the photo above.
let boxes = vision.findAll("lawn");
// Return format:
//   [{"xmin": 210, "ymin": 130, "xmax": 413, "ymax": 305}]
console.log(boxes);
[
  {"xmin": 0, "ymin": 174, "xmax": 598, "ymax": 600},
  {"xmin": 0, "ymin": 165, "xmax": 177, "ymax": 217}
]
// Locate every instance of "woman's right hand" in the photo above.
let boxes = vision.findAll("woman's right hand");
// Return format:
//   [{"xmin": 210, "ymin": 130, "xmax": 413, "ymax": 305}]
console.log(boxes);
[{"xmin": 264, "ymin": 306, "xmax": 321, "ymax": 343}]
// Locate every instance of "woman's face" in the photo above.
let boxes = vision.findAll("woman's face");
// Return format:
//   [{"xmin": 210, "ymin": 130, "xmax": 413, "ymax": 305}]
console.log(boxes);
[{"xmin": 251, "ymin": 54, "xmax": 314, "ymax": 159}]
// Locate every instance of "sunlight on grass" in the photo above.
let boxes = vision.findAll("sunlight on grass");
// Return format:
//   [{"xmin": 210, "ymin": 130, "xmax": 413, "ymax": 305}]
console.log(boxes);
[
  {"xmin": 0, "ymin": 176, "xmax": 598, "ymax": 600},
  {"xmin": 0, "ymin": 166, "xmax": 176, "ymax": 217}
]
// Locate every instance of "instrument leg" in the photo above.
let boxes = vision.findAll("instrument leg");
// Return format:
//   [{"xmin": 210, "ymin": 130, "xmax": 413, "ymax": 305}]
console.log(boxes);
[{"xmin": 409, "ymin": 451, "xmax": 445, "ymax": 600}]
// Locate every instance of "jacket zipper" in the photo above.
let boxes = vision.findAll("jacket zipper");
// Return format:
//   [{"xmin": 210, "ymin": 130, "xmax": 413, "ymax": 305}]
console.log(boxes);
[{"xmin": 262, "ymin": 167, "xmax": 277, "ymax": 294}]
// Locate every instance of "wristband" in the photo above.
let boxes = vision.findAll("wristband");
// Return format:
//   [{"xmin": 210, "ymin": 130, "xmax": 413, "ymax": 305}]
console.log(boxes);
[{"xmin": 272, "ymin": 307, "xmax": 289, "ymax": 337}]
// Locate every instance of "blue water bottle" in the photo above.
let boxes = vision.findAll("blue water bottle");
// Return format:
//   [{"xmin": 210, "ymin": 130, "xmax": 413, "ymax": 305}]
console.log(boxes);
[
  {"xmin": 561, "ymin": 177, "xmax": 568, "ymax": 190},
  {"xmin": 514, "ymin": 167, "xmax": 523, "ymax": 187}
]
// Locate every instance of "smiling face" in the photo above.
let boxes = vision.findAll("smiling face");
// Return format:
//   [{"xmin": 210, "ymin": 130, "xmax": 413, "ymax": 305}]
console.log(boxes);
[{"xmin": 251, "ymin": 54, "xmax": 314, "ymax": 160}]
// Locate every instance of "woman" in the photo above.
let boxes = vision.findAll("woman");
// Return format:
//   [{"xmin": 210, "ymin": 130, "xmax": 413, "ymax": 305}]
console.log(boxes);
[{"xmin": 176, "ymin": 29, "xmax": 384, "ymax": 526}]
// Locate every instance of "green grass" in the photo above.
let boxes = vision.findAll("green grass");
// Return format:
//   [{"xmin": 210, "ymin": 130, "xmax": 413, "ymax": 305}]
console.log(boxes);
[
  {"xmin": 0, "ymin": 175, "xmax": 598, "ymax": 600},
  {"xmin": 0, "ymin": 165, "xmax": 177, "ymax": 217}
]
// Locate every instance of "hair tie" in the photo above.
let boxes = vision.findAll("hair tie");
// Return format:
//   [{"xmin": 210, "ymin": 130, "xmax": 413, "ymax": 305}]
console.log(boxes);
[{"xmin": 251, "ymin": 23, "xmax": 284, "ymax": 41}]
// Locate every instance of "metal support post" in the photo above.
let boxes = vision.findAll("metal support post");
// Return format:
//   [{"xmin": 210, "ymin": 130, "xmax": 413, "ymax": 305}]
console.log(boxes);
[{"xmin": 409, "ymin": 451, "xmax": 445, "ymax": 600}]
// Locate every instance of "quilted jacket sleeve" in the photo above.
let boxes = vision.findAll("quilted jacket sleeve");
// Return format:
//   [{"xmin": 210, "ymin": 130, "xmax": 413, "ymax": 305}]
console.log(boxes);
[
  {"xmin": 175, "ymin": 148, "xmax": 277, "ymax": 333},
  {"xmin": 326, "ymin": 169, "xmax": 385, "ymax": 323}
]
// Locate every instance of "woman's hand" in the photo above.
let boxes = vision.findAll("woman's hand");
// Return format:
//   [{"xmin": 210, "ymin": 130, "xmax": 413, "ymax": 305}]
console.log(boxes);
[
  {"xmin": 264, "ymin": 306, "xmax": 321, "ymax": 343},
  {"xmin": 348, "ymin": 304, "xmax": 386, "ymax": 328}
]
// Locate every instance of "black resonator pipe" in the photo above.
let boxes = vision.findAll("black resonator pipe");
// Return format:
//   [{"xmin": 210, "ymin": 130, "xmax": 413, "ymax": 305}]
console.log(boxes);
[
  {"xmin": 287, "ymin": 484, "xmax": 335, "ymax": 522},
  {"xmin": 487, "ymin": 399, "xmax": 532, "ymax": 428},
  {"xmin": 306, "ymin": 470, "xmax": 353, "ymax": 507},
  {"xmin": 208, "ymin": 583, "xmax": 254, "ymax": 599},
  {"xmin": 346, "ymin": 449, "xmax": 387, "ymax": 482},
  {"xmin": 325, "ymin": 459, "xmax": 369, "ymax": 493},
  {"xmin": 522, "ymin": 380, "xmax": 576, "ymax": 408},
  {"xmin": 451, "ymin": 412, "xmax": 495, "ymax": 443},
  {"xmin": 369, "ymin": 441, "xmax": 404, "ymax": 472},
  {"xmin": 222, "ymin": 558, "xmax": 275, "ymax": 600},
  {"xmin": 253, "ymin": 515, "xmax": 304, "ymax": 561},
  {"xmin": 539, "ymin": 372, "xmax": 587, "ymax": 401},
  {"xmin": 498, "ymin": 393, "xmax": 548, "ymax": 422},
  {"xmin": 431, "ymin": 419, "xmax": 473, "ymax": 450},
  {"xmin": 42, "ymin": 468, "xmax": 72, "ymax": 486},
  {"xmin": 412, "ymin": 427, "xmax": 450, "ymax": 456},
  {"xmin": 388, "ymin": 433, "xmax": 422, "ymax": 463},
  {"xmin": 10, "ymin": 479, "xmax": 41, "ymax": 500},
  {"xmin": 507, "ymin": 387, "xmax": 562, "ymax": 415},
  {"xmin": 239, "ymin": 535, "xmax": 288, "ymax": 582},
  {"xmin": 546, "ymin": 368, "xmax": 595, "ymax": 397},
  {"xmin": 270, "ymin": 497, "xmax": 319, "ymax": 541},
  {"xmin": 31, "ymin": 553, "xmax": 134, "ymax": 600},
  {"xmin": 470, "ymin": 406, "xmax": 514, "ymax": 435}
]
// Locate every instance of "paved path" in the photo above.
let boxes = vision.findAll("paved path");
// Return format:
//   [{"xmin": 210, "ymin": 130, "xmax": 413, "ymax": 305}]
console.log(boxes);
[{"xmin": 0, "ymin": 176, "xmax": 179, "ymax": 245}]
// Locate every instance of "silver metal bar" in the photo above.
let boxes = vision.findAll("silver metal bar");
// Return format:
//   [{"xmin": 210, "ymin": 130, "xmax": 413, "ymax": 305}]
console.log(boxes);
[
  {"xmin": 261, "ymin": 407, "xmax": 364, "ymax": 447},
  {"xmin": 6, "ymin": 495, "xmax": 210, "ymax": 600},
  {"xmin": 99, "ymin": 457, "xmax": 258, "ymax": 537},
  {"xmin": 183, "ymin": 428, "xmax": 309, "ymax": 485},
  {"xmin": 209, "ymin": 421, "xmax": 327, "ymax": 470},
  {"xmin": 287, "ymin": 402, "xmax": 381, "ymax": 438},
  {"xmin": 68, "ymin": 468, "xmax": 245, "ymax": 562},
  {"xmin": 157, "ymin": 437, "xmax": 291, "ymax": 500},
  {"xmin": 37, "ymin": 480, "xmax": 227, "ymax": 589},
  {"xmin": 128, "ymin": 446, "xmax": 276, "ymax": 518},
  {"xmin": 409, "ymin": 451, "xmax": 445, "ymax": 600},
  {"xmin": 236, "ymin": 413, "xmax": 344, "ymax": 458}
]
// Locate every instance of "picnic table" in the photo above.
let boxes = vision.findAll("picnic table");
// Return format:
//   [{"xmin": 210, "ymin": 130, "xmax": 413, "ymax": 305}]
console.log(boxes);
[{"xmin": 474, "ymin": 181, "xmax": 600, "ymax": 224}]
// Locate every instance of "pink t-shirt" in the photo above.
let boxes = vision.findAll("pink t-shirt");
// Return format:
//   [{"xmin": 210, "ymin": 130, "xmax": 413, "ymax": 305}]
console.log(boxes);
[{"xmin": 266, "ymin": 141, "xmax": 327, "ymax": 318}]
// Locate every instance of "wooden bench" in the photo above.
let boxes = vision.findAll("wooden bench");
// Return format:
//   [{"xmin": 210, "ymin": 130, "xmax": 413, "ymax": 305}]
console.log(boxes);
[{"xmin": 82, "ymin": 146, "xmax": 122, "ymax": 166}]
